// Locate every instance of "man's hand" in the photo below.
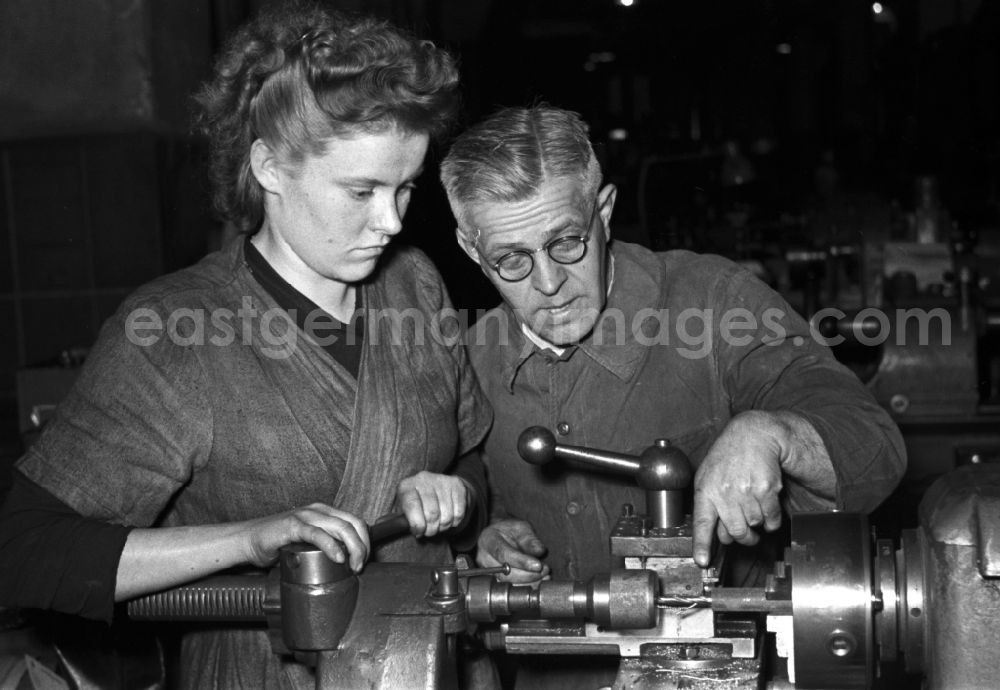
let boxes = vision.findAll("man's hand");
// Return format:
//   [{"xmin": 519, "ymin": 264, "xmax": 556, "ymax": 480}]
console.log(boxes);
[
  {"xmin": 692, "ymin": 413, "xmax": 785, "ymax": 567},
  {"xmin": 692, "ymin": 410, "xmax": 836, "ymax": 566},
  {"xmin": 397, "ymin": 471, "xmax": 471, "ymax": 538},
  {"xmin": 476, "ymin": 519, "xmax": 551, "ymax": 583}
]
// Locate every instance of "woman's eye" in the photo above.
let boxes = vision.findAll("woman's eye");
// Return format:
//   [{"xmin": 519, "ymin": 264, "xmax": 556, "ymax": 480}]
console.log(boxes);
[{"xmin": 350, "ymin": 188, "xmax": 375, "ymax": 200}]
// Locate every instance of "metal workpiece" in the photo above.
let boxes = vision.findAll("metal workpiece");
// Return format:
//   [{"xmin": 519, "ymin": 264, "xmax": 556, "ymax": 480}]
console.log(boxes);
[
  {"xmin": 656, "ymin": 594, "xmax": 710, "ymax": 607},
  {"xmin": 466, "ymin": 569, "xmax": 658, "ymax": 630},
  {"xmin": 787, "ymin": 512, "xmax": 874, "ymax": 690},
  {"xmin": 706, "ymin": 587, "xmax": 793, "ymax": 615},
  {"xmin": 652, "ymin": 558, "xmax": 792, "ymax": 614},
  {"xmin": 590, "ymin": 570, "xmax": 659, "ymax": 629},
  {"xmin": 655, "ymin": 558, "xmax": 791, "ymax": 614},
  {"xmin": 465, "ymin": 574, "xmax": 528, "ymax": 621}
]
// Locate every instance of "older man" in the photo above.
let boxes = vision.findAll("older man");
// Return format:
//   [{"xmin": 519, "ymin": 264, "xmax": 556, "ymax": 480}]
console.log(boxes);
[{"xmin": 440, "ymin": 105, "xmax": 904, "ymax": 589}]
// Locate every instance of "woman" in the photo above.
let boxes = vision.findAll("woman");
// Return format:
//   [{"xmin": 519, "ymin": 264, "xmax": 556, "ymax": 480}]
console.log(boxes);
[{"xmin": 0, "ymin": 3, "xmax": 490, "ymax": 686}]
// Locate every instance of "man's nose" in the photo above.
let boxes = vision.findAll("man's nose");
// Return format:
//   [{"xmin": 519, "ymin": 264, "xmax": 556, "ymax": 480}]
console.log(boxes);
[{"xmin": 531, "ymin": 254, "xmax": 567, "ymax": 296}]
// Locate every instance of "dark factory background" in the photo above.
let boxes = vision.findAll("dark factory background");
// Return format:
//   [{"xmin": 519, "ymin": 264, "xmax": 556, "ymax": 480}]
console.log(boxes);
[{"xmin": 1, "ymin": 0, "xmax": 999, "ymax": 538}]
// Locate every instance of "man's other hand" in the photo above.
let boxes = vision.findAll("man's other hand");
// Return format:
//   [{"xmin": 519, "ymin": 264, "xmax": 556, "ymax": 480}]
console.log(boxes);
[
  {"xmin": 476, "ymin": 519, "xmax": 551, "ymax": 583},
  {"xmin": 692, "ymin": 412, "xmax": 785, "ymax": 566}
]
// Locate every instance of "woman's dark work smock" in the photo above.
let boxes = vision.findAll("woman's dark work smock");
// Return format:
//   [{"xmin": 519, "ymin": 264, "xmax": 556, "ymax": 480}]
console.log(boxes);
[{"xmin": 15, "ymin": 239, "xmax": 491, "ymax": 688}]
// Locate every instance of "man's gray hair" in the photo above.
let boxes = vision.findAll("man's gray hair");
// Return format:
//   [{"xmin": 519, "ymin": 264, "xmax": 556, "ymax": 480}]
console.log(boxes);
[{"xmin": 440, "ymin": 105, "xmax": 602, "ymax": 240}]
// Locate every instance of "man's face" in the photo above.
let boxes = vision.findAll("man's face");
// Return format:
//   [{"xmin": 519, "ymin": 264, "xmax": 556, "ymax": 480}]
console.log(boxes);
[{"xmin": 460, "ymin": 178, "xmax": 616, "ymax": 346}]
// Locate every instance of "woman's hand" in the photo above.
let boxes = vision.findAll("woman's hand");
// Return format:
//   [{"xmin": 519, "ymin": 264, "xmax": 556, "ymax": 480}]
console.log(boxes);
[
  {"xmin": 243, "ymin": 503, "xmax": 370, "ymax": 572},
  {"xmin": 396, "ymin": 471, "xmax": 471, "ymax": 537}
]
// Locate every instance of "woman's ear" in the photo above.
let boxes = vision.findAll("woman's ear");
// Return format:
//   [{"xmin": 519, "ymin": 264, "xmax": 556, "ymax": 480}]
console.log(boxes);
[{"xmin": 249, "ymin": 139, "xmax": 283, "ymax": 194}]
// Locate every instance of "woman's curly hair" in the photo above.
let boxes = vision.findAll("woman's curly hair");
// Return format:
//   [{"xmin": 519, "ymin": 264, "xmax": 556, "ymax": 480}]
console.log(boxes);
[{"xmin": 195, "ymin": 1, "xmax": 460, "ymax": 231}]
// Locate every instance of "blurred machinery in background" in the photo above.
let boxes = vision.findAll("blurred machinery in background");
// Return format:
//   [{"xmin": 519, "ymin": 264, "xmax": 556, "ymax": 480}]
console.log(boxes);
[
  {"xmin": 640, "ymin": 156, "xmax": 1000, "ymax": 485},
  {"xmin": 129, "ymin": 429, "xmax": 1000, "ymax": 690},
  {"xmin": 807, "ymin": 176, "xmax": 1000, "ymax": 483}
]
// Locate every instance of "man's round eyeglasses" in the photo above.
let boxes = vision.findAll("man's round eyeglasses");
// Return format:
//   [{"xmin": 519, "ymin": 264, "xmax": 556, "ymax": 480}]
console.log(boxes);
[{"xmin": 482, "ymin": 203, "xmax": 598, "ymax": 283}]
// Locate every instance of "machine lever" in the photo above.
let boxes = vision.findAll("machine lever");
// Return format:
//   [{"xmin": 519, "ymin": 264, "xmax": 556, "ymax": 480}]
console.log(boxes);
[
  {"xmin": 369, "ymin": 512, "xmax": 410, "ymax": 543},
  {"xmin": 517, "ymin": 426, "xmax": 693, "ymax": 528},
  {"xmin": 369, "ymin": 504, "xmax": 477, "ymax": 544},
  {"xmin": 454, "ymin": 564, "xmax": 511, "ymax": 579}
]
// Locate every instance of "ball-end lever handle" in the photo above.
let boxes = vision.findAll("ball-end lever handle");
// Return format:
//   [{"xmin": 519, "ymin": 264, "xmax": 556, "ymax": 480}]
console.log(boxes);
[
  {"xmin": 517, "ymin": 426, "xmax": 641, "ymax": 474},
  {"xmin": 517, "ymin": 426, "xmax": 559, "ymax": 465},
  {"xmin": 516, "ymin": 426, "xmax": 694, "ymax": 529}
]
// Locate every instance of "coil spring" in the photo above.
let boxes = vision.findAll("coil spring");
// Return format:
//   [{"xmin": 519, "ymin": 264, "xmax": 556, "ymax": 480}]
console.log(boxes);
[{"xmin": 127, "ymin": 578, "xmax": 269, "ymax": 622}]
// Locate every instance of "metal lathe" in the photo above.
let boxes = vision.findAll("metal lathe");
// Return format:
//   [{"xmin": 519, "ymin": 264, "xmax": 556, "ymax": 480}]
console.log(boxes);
[{"xmin": 128, "ymin": 427, "xmax": 1000, "ymax": 689}]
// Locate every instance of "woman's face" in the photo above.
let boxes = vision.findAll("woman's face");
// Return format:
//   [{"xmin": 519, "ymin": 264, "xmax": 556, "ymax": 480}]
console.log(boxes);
[{"xmin": 258, "ymin": 128, "xmax": 430, "ymax": 288}]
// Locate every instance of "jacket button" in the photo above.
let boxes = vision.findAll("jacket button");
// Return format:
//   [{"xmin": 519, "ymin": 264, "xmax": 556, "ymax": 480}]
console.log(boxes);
[
  {"xmin": 566, "ymin": 501, "xmax": 581, "ymax": 516},
  {"xmin": 556, "ymin": 421, "xmax": 571, "ymax": 436}
]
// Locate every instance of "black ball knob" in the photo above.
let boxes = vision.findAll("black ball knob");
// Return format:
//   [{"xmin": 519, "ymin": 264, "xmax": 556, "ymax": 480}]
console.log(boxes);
[{"xmin": 518, "ymin": 426, "xmax": 557, "ymax": 465}]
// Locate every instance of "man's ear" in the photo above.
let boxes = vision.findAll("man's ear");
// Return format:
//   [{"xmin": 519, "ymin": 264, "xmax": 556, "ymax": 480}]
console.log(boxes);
[
  {"xmin": 250, "ymin": 139, "xmax": 283, "ymax": 195},
  {"xmin": 597, "ymin": 183, "xmax": 617, "ymax": 242},
  {"xmin": 455, "ymin": 226, "xmax": 481, "ymax": 266}
]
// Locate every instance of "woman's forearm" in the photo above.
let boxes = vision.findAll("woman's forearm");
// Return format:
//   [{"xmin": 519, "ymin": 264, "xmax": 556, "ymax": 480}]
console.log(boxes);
[
  {"xmin": 115, "ymin": 504, "xmax": 371, "ymax": 601},
  {"xmin": 115, "ymin": 522, "xmax": 253, "ymax": 601}
]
